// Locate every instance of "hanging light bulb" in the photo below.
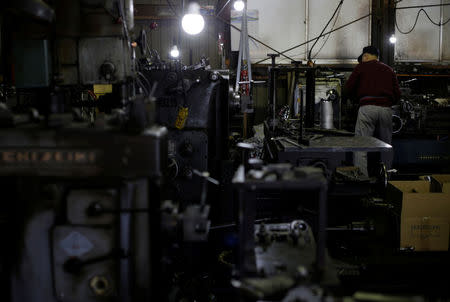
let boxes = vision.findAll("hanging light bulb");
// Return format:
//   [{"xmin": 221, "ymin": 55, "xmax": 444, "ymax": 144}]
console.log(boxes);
[
  {"xmin": 181, "ymin": 2, "xmax": 205, "ymax": 35},
  {"xmin": 170, "ymin": 45, "xmax": 180, "ymax": 58},
  {"xmin": 233, "ymin": 0, "xmax": 245, "ymax": 11},
  {"xmin": 389, "ymin": 34, "xmax": 397, "ymax": 44}
]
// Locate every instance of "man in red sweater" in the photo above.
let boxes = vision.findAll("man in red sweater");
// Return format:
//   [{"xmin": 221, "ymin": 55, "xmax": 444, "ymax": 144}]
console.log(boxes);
[{"xmin": 345, "ymin": 46, "xmax": 401, "ymax": 175}]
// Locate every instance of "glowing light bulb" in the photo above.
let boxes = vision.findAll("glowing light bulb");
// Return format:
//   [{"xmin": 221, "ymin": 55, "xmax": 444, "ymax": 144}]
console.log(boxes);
[
  {"xmin": 233, "ymin": 0, "xmax": 245, "ymax": 11},
  {"xmin": 389, "ymin": 34, "xmax": 397, "ymax": 44},
  {"xmin": 170, "ymin": 45, "xmax": 180, "ymax": 58},
  {"xmin": 181, "ymin": 3, "xmax": 205, "ymax": 35}
]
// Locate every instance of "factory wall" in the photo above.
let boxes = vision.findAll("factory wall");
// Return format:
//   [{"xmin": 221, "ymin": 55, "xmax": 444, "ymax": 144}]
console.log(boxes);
[
  {"xmin": 230, "ymin": 0, "xmax": 372, "ymax": 64},
  {"xmin": 395, "ymin": 0, "xmax": 450, "ymax": 62}
]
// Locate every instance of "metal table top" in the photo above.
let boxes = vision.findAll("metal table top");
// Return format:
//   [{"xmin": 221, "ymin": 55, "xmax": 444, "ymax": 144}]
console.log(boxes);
[{"xmin": 279, "ymin": 136, "xmax": 392, "ymax": 153}]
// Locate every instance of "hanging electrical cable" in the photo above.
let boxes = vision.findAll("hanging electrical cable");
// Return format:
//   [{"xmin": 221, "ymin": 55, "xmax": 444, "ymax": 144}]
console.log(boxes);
[
  {"xmin": 307, "ymin": 0, "xmax": 344, "ymax": 61},
  {"xmin": 213, "ymin": 14, "xmax": 295, "ymax": 62},
  {"xmin": 165, "ymin": 0, "xmax": 370, "ymax": 65},
  {"xmin": 254, "ymin": 12, "xmax": 371, "ymax": 64},
  {"xmin": 216, "ymin": 0, "xmax": 232, "ymax": 16},
  {"xmin": 395, "ymin": 7, "xmax": 450, "ymax": 35},
  {"xmin": 312, "ymin": 1, "xmax": 343, "ymax": 59}
]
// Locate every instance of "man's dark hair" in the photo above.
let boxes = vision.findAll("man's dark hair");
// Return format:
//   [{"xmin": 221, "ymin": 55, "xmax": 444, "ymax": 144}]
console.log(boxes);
[{"xmin": 362, "ymin": 46, "xmax": 379, "ymax": 57}]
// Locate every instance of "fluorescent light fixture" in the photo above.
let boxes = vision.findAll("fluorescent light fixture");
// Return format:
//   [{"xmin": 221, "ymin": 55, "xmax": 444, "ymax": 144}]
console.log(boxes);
[
  {"xmin": 181, "ymin": 2, "xmax": 205, "ymax": 35},
  {"xmin": 170, "ymin": 45, "xmax": 180, "ymax": 58},
  {"xmin": 389, "ymin": 34, "xmax": 397, "ymax": 44},
  {"xmin": 233, "ymin": 0, "xmax": 245, "ymax": 11}
]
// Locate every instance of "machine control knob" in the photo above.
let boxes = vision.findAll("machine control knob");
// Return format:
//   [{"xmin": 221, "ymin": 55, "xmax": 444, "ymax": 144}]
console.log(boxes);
[
  {"xmin": 100, "ymin": 61, "xmax": 116, "ymax": 81},
  {"xmin": 291, "ymin": 220, "xmax": 308, "ymax": 231},
  {"xmin": 86, "ymin": 202, "xmax": 103, "ymax": 217},
  {"xmin": 166, "ymin": 72, "xmax": 178, "ymax": 87},
  {"xmin": 210, "ymin": 71, "xmax": 219, "ymax": 81},
  {"xmin": 90, "ymin": 275, "xmax": 110, "ymax": 296},
  {"xmin": 179, "ymin": 141, "xmax": 194, "ymax": 157},
  {"xmin": 182, "ymin": 167, "xmax": 193, "ymax": 179}
]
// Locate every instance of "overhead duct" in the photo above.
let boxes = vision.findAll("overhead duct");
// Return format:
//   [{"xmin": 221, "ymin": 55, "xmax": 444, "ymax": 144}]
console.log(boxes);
[{"xmin": 8, "ymin": 0, "xmax": 55, "ymax": 22}]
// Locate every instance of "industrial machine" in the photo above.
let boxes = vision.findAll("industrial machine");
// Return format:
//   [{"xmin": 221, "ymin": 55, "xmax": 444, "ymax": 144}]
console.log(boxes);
[
  {"xmin": 263, "ymin": 64, "xmax": 392, "ymax": 183},
  {"xmin": 138, "ymin": 67, "xmax": 230, "ymax": 204},
  {"xmin": 0, "ymin": 1, "xmax": 168, "ymax": 301},
  {"xmin": 0, "ymin": 123, "xmax": 167, "ymax": 302},
  {"xmin": 391, "ymin": 75, "xmax": 450, "ymax": 173}
]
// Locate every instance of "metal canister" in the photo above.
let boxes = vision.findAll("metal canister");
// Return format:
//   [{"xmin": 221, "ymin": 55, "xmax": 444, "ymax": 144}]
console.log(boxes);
[{"xmin": 320, "ymin": 99, "xmax": 334, "ymax": 129}]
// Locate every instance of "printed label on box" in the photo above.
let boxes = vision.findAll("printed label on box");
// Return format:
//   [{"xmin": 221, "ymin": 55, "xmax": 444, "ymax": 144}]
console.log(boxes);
[{"xmin": 402, "ymin": 218, "xmax": 449, "ymax": 251}]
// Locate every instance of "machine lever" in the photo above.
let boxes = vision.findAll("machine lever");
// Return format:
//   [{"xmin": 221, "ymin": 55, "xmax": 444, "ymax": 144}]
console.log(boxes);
[{"xmin": 63, "ymin": 249, "xmax": 125, "ymax": 274}]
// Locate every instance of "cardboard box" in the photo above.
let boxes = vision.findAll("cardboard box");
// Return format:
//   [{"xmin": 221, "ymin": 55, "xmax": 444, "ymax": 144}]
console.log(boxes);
[
  {"xmin": 431, "ymin": 174, "xmax": 450, "ymax": 193},
  {"xmin": 387, "ymin": 180, "xmax": 450, "ymax": 251}
]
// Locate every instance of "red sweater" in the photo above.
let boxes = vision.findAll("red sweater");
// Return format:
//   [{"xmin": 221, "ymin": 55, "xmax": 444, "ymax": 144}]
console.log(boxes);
[{"xmin": 344, "ymin": 60, "xmax": 401, "ymax": 107}]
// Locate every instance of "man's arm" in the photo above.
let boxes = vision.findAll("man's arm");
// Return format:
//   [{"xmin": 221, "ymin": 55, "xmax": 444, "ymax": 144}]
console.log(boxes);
[{"xmin": 343, "ymin": 67, "xmax": 360, "ymax": 98}]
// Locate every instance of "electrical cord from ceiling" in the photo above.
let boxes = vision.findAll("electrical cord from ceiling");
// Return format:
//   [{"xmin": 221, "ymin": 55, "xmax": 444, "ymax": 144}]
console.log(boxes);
[
  {"xmin": 312, "ymin": 1, "xmax": 343, "ymax": 59},
  {"xmin": 159, "ymin": 1, "xmax": 449, "ymax": 65},
  {"xmin": 254, "ymin": 12, "xmax": 371, "ymax": 64},
  {"xmin": 164, "ymin": 0, "xmax": 294, "ymax": 62},
  {"xmin": 213, "ymin": 14, "xmax": 296, "ymax": 62},
  {"xmin": 162, "ymin": 0, "xmax": 371, "ymax": 65},
  {"xmin": 307, "ymin": 0, "xmax": 344, "ymax": 61},
  {"xmin": 395, "ymin": 6, "xmax": 450, "ymax": 35},
  {"xmin": 216, "ymin": 0, "xmax": 231, "ymax": 17}
]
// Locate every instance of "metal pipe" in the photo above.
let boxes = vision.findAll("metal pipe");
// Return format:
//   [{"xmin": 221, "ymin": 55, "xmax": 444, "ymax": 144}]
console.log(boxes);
[
  {"xmin": 439, "ymin": 0, "xmax": 444, "ymax": 62},
  {"xmin": 125, "ymin": 0, "xmax": 135, "ymax": 31},
  {"xmin": 298, "ymin": 87, "xmax": 304, "ymax": 144},
  {"xmin": 243, "ymin": 113, "xmax": 248, "ymax": 138},
  {"xmin": 11, "ymin": 0, "xmax": 55, "ymax": 23},
  {"xmin": 305, "ymin": 0, "xmax": 309, "ymax": 60},
  {"xmin": 272, "ymin": 69, "xmax": 277, "ymax": 132},
  {"xmin": 316, "ymin": 180, "xmax": 328, "ymax": 276},
  {"xmin": 120, "ymin": 184, "xmax": 132, "ymax": 302},
  {"xmin": 305, "ymin": 68, "xmax": 315, "ymax": 128}
]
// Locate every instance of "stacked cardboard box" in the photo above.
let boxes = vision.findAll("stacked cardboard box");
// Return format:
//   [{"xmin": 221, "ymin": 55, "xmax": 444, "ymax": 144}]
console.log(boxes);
[
  {"xmin": 431, "ymin": 174, "xmax": 450, "ymax": 193},
  {"xmin": 387, "ymin": 175, "xmax": 450, "ymax": 251}
]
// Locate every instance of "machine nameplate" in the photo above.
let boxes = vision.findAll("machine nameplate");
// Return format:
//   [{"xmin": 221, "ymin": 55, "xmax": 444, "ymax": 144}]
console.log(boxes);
[{"xmin": 0, "ymin": 149, "xmax": 99, "ymax": 165}]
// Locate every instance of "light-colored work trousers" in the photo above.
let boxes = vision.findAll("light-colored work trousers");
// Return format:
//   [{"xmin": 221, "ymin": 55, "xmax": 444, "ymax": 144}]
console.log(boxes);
[{"xmin": 354, "ymin": 105, "xmax": 393, "ymax": 176}]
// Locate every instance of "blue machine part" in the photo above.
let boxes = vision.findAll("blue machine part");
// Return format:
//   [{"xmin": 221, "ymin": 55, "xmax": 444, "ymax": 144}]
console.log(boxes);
[{"xmin": 392, "ymin": 138, "xmax": 450, "ymax": 173}]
